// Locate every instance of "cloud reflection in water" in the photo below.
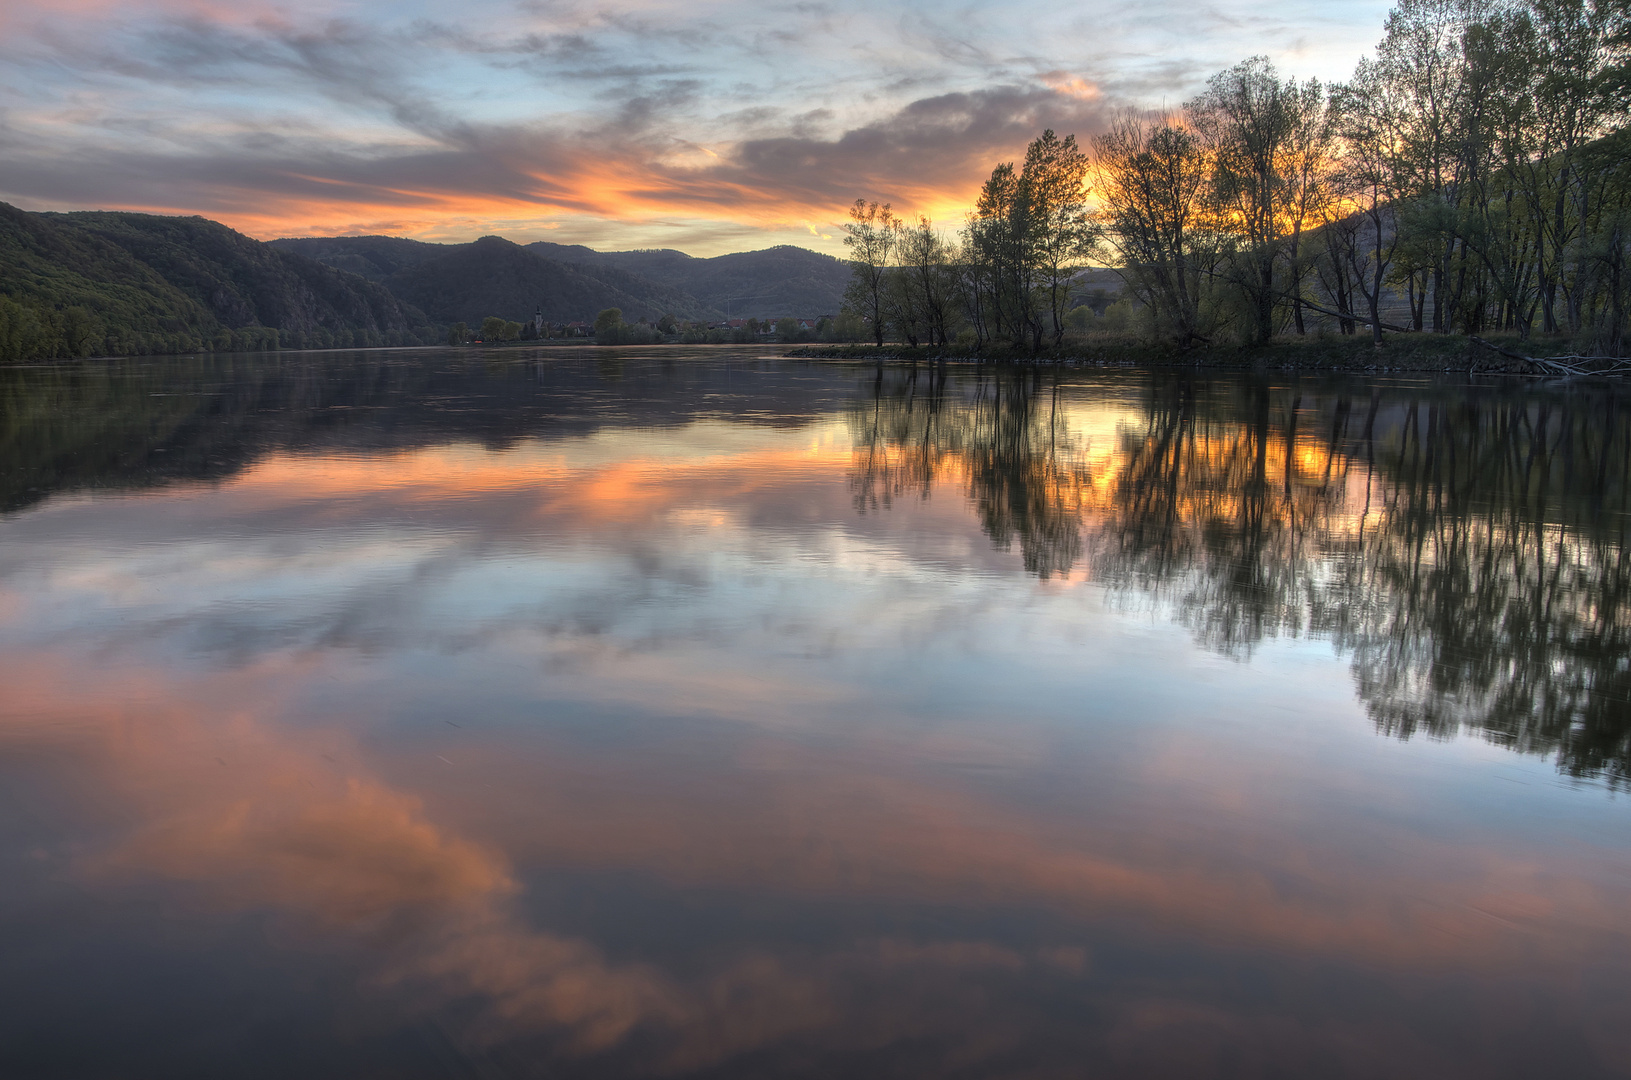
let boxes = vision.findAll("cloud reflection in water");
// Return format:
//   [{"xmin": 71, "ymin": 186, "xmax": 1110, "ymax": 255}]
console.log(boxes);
[{"xmin": 0, "ymin": 351, "xmax": 1628, "ymax": 1078}]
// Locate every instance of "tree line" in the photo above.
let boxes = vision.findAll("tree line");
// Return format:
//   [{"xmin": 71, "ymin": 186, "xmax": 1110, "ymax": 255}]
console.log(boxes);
[
  {"xmin": 0, "ymin": 295, "xmax": 443, "ymax": 363},
  {"xmin": 843, "ymin": 0, "xmax": 1631, "ymax": 356},
  {"xmin": 436, "ymin": 309, "xmax": 874, "ymax": 347}
]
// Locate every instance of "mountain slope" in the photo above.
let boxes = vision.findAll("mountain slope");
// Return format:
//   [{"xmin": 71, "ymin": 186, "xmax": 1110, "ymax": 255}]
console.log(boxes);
[
  {"xmin": 527, "ymin": 242, "xmax": 850, "ymax": 318},
  {"xmin": 267, "ymin": 235, "xmax": 448, "ymax": 283},
  {"xmin": 274, "ymin": 234, "xmax": 850, "ymax": 323},
  {"xmin": 376, "ymin": 235, "xmax": 717, "ymax": 326},
  {"xmin": 0, "ymin": 204, "xmax": 434, "ymax": 361}
]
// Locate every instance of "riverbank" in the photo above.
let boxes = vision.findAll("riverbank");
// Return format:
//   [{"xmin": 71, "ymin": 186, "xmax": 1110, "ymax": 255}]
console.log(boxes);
[{"xmin": 787, "ymin": 334, "xmax": 1578, "ymax": 375}]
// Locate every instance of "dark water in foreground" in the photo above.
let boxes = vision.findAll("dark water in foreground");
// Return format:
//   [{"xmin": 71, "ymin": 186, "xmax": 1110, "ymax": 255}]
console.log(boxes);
[{"xmin": 1, "ymin": 346, "xmax": 1628, "ymax": 1079}]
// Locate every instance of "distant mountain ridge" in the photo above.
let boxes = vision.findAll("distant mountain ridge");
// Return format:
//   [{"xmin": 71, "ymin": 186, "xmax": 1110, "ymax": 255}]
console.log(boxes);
[
  {"xmin": 0, "ymin": 203, "xmax": 434, "ymax": 361},
  {"xmin": 273, "ymin": 235, "xmax": 851, "ymax": 324},
  {"xmin": 261, "ymin": 234, "xmax": 446, "ymax": 284},
  {"xmin": 0, "ymin": 203, "xmax": 857, "ymax": 362},
  {"xmin": 272, "ymin": 235, "xmax": 720, "ymax": 327},
  {"xmin": 523, "ymin": 242, "xmax": 851, "ymax": 320}
]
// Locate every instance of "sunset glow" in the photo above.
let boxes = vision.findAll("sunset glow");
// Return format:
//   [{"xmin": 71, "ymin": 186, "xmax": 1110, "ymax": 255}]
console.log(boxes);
[{"xmin": 0, "ymin": 0, "xmax": 1392, "ymax": 254}]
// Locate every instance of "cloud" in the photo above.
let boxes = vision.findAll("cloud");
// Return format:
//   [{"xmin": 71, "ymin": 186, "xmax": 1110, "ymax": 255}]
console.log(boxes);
[
  {"xmin": 1041, "ymin": 70, "xmax": 1102, "ymax": 100},
  {"xmin": 4, "ymin": 636, "xmax": 1626, "ymax": 1072},
  {"xmin": 0, "ymin": 77, "xmax": 1111, "ymax": 246},
  {"xmin": 0, "ymin": 654, "xmax": 688, "ymax": 1055},
  {"xmin": 0, "ymin": 649, "xmax": 1120, "ymax": 1070},
  {"xmin": 3, "ymin": 418, "xmax": 1630, "ymax": 1073},
  {"xmin": 0, "ymin": 0, "xmax": 1392, "ymax": 249}
]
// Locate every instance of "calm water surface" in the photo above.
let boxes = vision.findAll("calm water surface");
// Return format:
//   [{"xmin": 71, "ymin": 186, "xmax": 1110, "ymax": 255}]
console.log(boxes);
[{"xmin": 1, "ymin": 346, "xmax": 1628, "ymax": 1078}]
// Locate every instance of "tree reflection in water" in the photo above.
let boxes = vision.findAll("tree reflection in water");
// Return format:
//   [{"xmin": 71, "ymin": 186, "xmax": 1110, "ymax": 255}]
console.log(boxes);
[
  {"xmin": 849, "ymin": 365, "xmax": 1631, "ymax": 786},
  {"xmin": 849, "ymin": 363, "xmax": 1091, "ymax": 579}
]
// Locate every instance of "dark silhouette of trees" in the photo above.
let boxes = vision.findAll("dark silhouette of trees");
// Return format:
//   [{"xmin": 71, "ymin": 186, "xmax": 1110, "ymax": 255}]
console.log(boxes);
[
  {"xmin": 840, "ymin": 0, "xmax": 1631, "ymax": 354},
  {"xmin": 842, "ymin": 200, "xmax": 898, "ymax": 347},
  {"xmin": 1091, "ymin": 117, "xmax": 1218, "ymax": 348},
  {"xmin": 847, "ymin": 364, "xmax": 1631, "ymax": 785}
]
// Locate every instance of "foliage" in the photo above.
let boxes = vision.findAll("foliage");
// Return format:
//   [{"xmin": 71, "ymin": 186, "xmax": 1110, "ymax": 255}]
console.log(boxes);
[
  {"xmin": 832, "ymin": 312, "xmax": 867, "ymax": 342},
  {"xmin": 839, "ymin": 0, "xmax": 1631, "ymax": 356},
  {"xmin": 1091, "ymin": 117, "xmax": 1219, "ymax": 347},
  {"xmin": 842, "ymin": 201, "xmax": 898, "ymax": 347},
  {"xmin": 525, "ymin": 241, "xmax": 852, "ymax": 321},
  {"xmin": 837, "ymin": 132, "xmax": 1092, "ymax": 352},
  {"xmin": 476, "ymin": 316, "xmax": 522, "ymax": 342},
  {"xmin": 0, "ymin": 203, "xmax": 438, "ymax": 362},
  {"xmin": 961, "ymin": 131, "xmax": 1094, "ymax": 350},
  {"xmin": 591, "ymin": 308, "xmax": 661, "ymax": 345},
  {"xmin": 1189, "ymin": 59, "xmax": 1335, "ymax": 343}
]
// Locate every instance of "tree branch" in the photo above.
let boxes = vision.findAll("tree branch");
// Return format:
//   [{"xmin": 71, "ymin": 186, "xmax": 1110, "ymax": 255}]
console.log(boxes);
[{"xmin": 1469, "ymin": 336, "xmax": 1631, "ymax": 377}]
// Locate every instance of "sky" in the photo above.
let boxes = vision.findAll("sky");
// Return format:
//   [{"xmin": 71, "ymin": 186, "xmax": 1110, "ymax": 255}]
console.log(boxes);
[{"xmin": 0, "ymin": 0, "xmax": 1394, "ymax": 256}]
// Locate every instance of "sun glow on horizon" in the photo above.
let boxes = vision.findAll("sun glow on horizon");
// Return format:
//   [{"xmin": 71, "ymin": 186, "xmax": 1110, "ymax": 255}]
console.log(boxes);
[{"xmin": 0, "ymin": 0, "xmax": 1392, "ymax": 253}]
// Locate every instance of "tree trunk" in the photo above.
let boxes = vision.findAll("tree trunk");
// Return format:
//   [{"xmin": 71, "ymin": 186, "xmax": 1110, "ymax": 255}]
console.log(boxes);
[{"xmin": 1290, "ymin": 226, "xmax": 1305, "ymax": 335}]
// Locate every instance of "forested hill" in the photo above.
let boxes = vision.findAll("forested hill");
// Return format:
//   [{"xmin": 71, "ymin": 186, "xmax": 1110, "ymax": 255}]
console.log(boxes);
[
  {"xmin": 0, "ymin": 204, "xmax": 856, "ymax": 363},
  {"xmin": 276, "ymin": 235, "xmax": 851, "ymax": 323},
  {"xmin": 260, "ymin": 234, "xmax": 446, "ymax": 283},
  {"xmin": 525, "ymin": 242, "xmax": 850, "ymax": 319},
  {"xmin": 273, "ymin": 234, "xmax": 724, "ymax": 325},
  {"xmin": 387, "ymin": 236, "xmax": 717, "ymax": 326},
  {"xmin": 0, "ymin": 204, "xmax": 435, "ymax": 361},
  {"xmin": 371, "ymin": 236, "xmax": 715, "ymax": 326}
]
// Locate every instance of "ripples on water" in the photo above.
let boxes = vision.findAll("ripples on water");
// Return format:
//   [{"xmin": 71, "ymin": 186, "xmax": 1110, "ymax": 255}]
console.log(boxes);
[{"xmin": 0, "ymin": 347, "xmax": 1627, "ymax": 1079}]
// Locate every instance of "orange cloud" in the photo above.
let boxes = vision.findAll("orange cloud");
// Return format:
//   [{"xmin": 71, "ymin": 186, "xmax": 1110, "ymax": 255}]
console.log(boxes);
[
  {"xmin": 2, "ymin": 68, "xmax": 1111, "ymax": 248},
  {"xmin": 1041, "ymin": 71, "xmax": 1103, "ymax": 100},
  {"xmin": 0, "ymin": 646, "xmax": 1119, "ymax": 1068}
]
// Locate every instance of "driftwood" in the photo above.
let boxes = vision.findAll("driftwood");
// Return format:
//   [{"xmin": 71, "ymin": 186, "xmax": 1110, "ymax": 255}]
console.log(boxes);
[{"xmin": 1469, "ymin": 336, "xmax": 1631, "ymax": 377}]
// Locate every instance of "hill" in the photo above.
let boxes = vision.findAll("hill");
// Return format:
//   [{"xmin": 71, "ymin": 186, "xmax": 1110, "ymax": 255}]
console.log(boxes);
[
  {"xmin": 275, "ymin": 234, "xmax": 723, "ymax": 325},
  {"xmin": 0, "ymin": 204, "xmax": 435, "ymax": 361},
  {"xmin": 371, "ymin": 235, "xmax": 716, "ymax": 326},
  {"xmin": 0, "ymin": 205, "xmax": 857, "ymax": 363},
  {"xmin": 526, "ymin": 242, "xmax": 850, "ymax": 319},
  {"xmin": 264, "ymin": 235, "xmax": 447, "ymax": 283}
]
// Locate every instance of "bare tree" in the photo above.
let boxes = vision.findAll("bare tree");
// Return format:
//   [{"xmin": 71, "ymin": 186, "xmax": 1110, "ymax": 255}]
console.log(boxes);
[
  {"xmin": 895, "ymin": 216, "xmax": 956, "ymax": 346},
  {"xmin": 1189, "ymin": 57, "xmax": 1319, "ymax": 344},
  {"xmin": 1092, "ymin": 113, "xmax": 1217, "ymax": 348},
  {"xmin": 968, "ymin": 161, "xmax": 1040, "ymax": 347},
  {"xmin": 843, "ymin": 199, "xmax": 898, "ymax": 347},
  {"xmin": 1373, "ymin": 0, "xmax": 1491, "ymax": 332},
  {"xmin": 1022, "ymin": 130, "xmax": 1096, "ymax": 346},
  {"xmin": 1282, "ymin": 79, "xmax": 1340, "ymax": 333},
  {"xmin": 1332, "ymin": 61, "xmax": 1411, "ymax": 345}
]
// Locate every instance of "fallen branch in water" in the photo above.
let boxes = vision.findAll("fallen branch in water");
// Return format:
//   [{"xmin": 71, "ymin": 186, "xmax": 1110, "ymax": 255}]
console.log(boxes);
[{"xmin": 1469, "ymin": 336, "xmax": 1631, "ymax": 376}]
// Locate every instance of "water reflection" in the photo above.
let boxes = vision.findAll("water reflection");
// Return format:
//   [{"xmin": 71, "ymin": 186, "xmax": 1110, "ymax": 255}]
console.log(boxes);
[
  {"xmin": 0, "ymin": 348, "xmax": 845, "ymax": 514},
  {"xmin": 850, "ymin": 366, "xmax": 1631, "ymax": 785},
  {"xmin": 1, "ymin": 349, "xmax": 1629, "ymax": 1078}
]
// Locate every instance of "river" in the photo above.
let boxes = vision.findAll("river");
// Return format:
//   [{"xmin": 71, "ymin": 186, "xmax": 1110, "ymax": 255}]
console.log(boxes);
[{"xmin": 1, "ymin": 346, "xmax": 1627, "ymax": 1078}]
